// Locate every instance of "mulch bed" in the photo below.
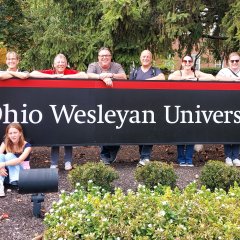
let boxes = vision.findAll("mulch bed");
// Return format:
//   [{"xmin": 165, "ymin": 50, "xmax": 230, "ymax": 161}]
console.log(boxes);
[{"xmin": 0, "ymin": 144, "xmax": 225, "ymax": 240}]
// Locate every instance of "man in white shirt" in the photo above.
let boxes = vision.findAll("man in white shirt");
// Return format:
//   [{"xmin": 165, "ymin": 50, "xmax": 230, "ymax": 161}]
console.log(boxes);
[
  {"xmin": 216, "ymin": 52, "xmax": 240, "ymax": 81},
  {"xmin": 216, "ymin": 52, "xmax": 240, "ymax": 167}
]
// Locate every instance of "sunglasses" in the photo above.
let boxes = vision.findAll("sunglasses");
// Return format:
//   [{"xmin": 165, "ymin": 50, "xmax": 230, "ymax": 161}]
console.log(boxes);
[
  {"xmin": 182, "ymin": 60, "xmax": 193, "ymax": 63},
  {"xmin": 230, "ymin": 59, "xmax": 240, "ymax": 63}
]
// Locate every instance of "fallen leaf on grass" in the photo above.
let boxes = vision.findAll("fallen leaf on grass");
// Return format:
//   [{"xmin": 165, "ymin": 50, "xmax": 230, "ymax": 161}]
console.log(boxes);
[
  {"xmin": 0, "ymin": 213, "xmax": 9, "ymax": 220},
  {"xmin": 32, "ymin": 233, "xmax": 43, "ymax": 240}
]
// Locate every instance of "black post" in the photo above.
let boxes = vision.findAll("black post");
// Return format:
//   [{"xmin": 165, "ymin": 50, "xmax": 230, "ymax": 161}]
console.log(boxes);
[
  {"xmin": 31, "ymin": 193, "xmax": 45, "ymax": 217},
  {"xmin": 18, "ymin": 168, "xmax": 58, "ymax": 218}
]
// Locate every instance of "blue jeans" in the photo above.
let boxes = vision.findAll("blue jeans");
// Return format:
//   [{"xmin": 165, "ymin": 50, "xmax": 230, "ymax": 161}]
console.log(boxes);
[
  {"xmin": 224, "ymin": 144, "xmax": 239, "ymax": 159},
  {"xmin": 0, "ymin": 153, "xmax": 24, "ymax": 183},
  {"xmin": 100, "ymin": 145, "xmax": 120, "ymax": 161},
  {"xmin": 139, "ymin": 145, "xmax": 153, "ymax": 159},
  {"xmin": 177, "ymin": 145, "xmax": 194, "ymax": 164},
  {"xmin": 51, "ymin": 146, "xmax": 73, "ymax": 165}
]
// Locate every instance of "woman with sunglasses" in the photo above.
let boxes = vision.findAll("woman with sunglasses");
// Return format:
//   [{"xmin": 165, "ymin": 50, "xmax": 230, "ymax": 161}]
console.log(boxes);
[
  {"xmin": 216, "ymin": 52, "xmax": 240, "ymax": 81},
  {"xmin": 168, "ymin": 55, "xmax": 215, "ymax": 81},
  {"xmin": 216, "ymin": 52, "xmax": 240, "ymax": 167},
  {"xmin": 168, "ymin": 55, "xmax": 215, "ymax": 166}
]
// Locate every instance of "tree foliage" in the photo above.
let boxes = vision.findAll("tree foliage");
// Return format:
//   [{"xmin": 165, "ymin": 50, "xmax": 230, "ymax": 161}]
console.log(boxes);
[
  {"xmin": 1, "ymin": 0, "xmax": 240, "ymax": 71},
  {"xmin": 221, "ymin": 0, "xmax": 240, "ymax": 55},
  {"xmin": 0, "ymin": 0, "xmax": 32, "ymax": 53}
]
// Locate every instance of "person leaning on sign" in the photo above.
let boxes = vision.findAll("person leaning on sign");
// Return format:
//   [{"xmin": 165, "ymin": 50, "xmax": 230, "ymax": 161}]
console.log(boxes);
[
  {"xmin": 129, "ymin": 49, "xmax": 165, "ymax": 166},
  {"xmin": 87, "ymin": 47, "xmax": 127, "ymax": 87},
  {"xmin": 29, "ymin": 53, "xmax": 88, "ymax": 79},
  {"xmin": 87, "ymin": 47, "xmax": 127, "ymax": 165},
  {"xmin": 168, "ymin": 55, "xmax": 216, "ymax": 81},
  {"xmin": 29, "ymin": 53, "xmax": 87, "ymax": 171},
  {"xmin": 216, "ymin": 52, "xmax": 240, "ymax": 167},
  {"xmin": 0, "ymin": 51, "xmax": 29, "ymax": 80},
  {"xmin": 216, "ymin": 52, "xmax": 240, "ymax": 81},
  {"xmin": 168, "ymin": 55, "xmax": 215, "ymax": 166},
  {"xmin": 0, "ymin": 71, "xmax": 12, "ymax": 80},
  {"xmin": 0, "ymin": 123, "xmax": 32, "ymax": 197}
]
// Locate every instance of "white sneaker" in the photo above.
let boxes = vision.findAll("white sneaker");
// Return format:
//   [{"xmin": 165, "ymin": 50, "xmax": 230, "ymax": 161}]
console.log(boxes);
[
  {"xmin": 0, "ymin": 181, "xmax": 5, "ymax": 197},
  {"xmin": 65, "ymin": 161, "xmax": 72, "ymax": 171},
  {"xmin": 186, "ymin": 163, "xmax": 194, "ymax": 167},
  {"xmin": 179, "ymin": 162, "xmax": 186, "ymax": 167},
  {"xmin": 50, "ymin": 165, "xmax": 58, "ymax": 169},
  {"xmin": 100, "ymin": 157, "xmax": 111, "ymax": 165},
  {"xmin": 139, "ymin": 158, "xmax": 150, "ymax": 166},
  {"xmin": 225, "ymin": 157, "xmax": 233, "ymax": 166},
  {"xmin": 233, "ymin": 159, "xmax": 240, "ymax": 167}
]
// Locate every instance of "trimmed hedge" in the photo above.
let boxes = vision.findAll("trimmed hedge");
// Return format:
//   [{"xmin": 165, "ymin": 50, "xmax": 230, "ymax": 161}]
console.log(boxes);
[
  {"xmin": 135, "ymin": 161, "xmax": 177, "ymax": 189},
  {"xmin": 68, "ymin": 162, "xmax": 119, "ymax": 192},
  {"xmin": 200, "ymin": 160, "xmax": 240, "ymax": 192}
]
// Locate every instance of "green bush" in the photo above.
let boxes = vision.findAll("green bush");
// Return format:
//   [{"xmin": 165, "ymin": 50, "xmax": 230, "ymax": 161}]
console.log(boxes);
[
  {"xmin": 134, "ymin": 161, "xmax": 177, "ymax": 189},
  {"xmin": 68, "ymin": 162, "xmax": 119, "ymax": 192},
  {"xmin": 200, "ymin": 160, "xmax": 240, "ymax": 192},
  {"xmin": 200, "ymin": 67, "xmax": 221, "ymax": 76},
  {"xmin": 44, "ymin": 182, "xmax": 240, "ymax": 239}
]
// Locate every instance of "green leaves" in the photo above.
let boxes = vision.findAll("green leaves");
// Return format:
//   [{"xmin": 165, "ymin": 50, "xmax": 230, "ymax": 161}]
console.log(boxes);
[
  {"xmin": 68, "ymin": 162, "xmax": 119, "ymax": 192},
  {"xmin": 135, "ymin": 161, "xmax": 177, "ymax": 189},
  {"xmin": 0, "ymin": 0, "xmax": 31, "ymax": 52},
  {"xmin": 200, "ymin": 160, "xmax": 240, "ymax": 192},
  {"xmin": 221, "ymin": 0, "xmax": 240, "ymax": 52},
  {"xmin": 44, "ymin": 182, "xmax": 240, "ymax": 239},
  {"xmin": 1, "ymin": 0, "xmax": 240, "ymax": 71}
]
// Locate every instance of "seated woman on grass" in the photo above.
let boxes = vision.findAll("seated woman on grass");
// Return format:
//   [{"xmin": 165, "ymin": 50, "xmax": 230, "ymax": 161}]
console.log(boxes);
[{"xmin": 0, "ymin": 123, "xmax": 32, "ymax": 197}]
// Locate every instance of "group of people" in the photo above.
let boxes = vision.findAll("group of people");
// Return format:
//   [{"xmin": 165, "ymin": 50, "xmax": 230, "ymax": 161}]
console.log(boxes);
[{"xmin": 0, "ymin": 48, "xmax": 240, "ymax": 197}]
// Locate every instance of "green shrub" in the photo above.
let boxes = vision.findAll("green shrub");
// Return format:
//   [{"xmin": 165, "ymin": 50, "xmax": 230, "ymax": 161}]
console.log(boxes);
[
  {"xmin": 44, "ymin": 182, "xmax": 240, "ymax": 239},
  {"xmin": 200, "ymin": 160, "xmax": 240, "ymax": 192},
  {"xmin": 200, "ymin": 67, "xmax": 221, "ymax": 76},
  {"xmin": 134, "ymin": 161, "xmax": 177, "ymax": 189},
  {"xmin": 68, "ymin": 162, "xmax": 119, "ymax": 192}
]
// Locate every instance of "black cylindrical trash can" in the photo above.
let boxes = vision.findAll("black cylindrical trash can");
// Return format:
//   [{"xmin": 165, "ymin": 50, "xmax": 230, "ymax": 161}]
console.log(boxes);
[{"xmin": 18, "ymin": 168, "xmax": 58, "ymax": 194}]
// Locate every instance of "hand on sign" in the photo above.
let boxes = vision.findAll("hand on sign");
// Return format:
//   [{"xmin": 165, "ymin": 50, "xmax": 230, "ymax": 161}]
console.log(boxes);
[{"xmin": 103, "ymin": 77, "xmax": 113, "ymax": 87}]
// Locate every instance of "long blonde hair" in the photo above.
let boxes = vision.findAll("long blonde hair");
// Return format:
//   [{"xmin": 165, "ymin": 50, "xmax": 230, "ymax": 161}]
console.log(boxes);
[{"xmin": 4, "ymin": 123, "xmax": 25, "ymax": 153}]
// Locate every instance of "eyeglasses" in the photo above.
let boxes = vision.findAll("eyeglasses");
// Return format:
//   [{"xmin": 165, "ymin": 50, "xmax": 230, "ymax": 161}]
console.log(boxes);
[
  {"xmin": 182, "ymin": 60, "xmax": 193, "ymax": 63},
  {"xmin": 230, "ymin": 59, "xmax": 240, "ymax": 63},
  {"xmin": 98, "ymin": 55, "xmax": 111, "ymax": 58},
  {"xmin": 6, "ymin": 58, "xmax": 17, "ymax": 61}
]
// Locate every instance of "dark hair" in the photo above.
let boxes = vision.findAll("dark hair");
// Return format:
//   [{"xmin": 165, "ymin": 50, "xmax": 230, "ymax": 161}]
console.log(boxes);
[{"xmin": 180, "ymin": 55, "xmax": 195, "ymax": 71}]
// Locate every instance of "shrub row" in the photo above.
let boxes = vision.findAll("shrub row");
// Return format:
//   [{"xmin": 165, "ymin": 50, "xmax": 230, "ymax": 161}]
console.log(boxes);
[
  {"xmin": 69, "ymin": 160, "xmax": 240, "ymax": 193},
  {"xmin": 44, "ymin": 161, "xmax": 240, "ymax": 239},
  {"xmin": 44, "ymin": 182, "xmax": 240, "ymax": 239}
]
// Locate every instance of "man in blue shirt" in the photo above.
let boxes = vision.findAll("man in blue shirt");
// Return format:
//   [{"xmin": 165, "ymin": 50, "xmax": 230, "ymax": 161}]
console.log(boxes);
[{"xmin": 129, "ymin": 50, "xmax": 165, "ymax": 165}]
